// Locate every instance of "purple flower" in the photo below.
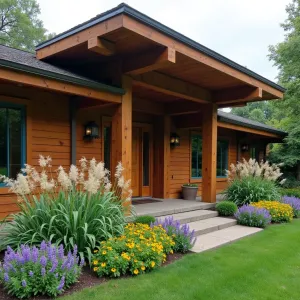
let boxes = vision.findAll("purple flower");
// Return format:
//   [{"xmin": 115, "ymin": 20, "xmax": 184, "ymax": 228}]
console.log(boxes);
[
  {"xmin": 235, "ymin": 205, "xmax": 271, "ymax": 228},
  {"xmin": 40, "ymin": 241, "xmax": 47, "ymax": 251},
  {"xmin": 40, "ymin": 256, "xmax": 47, "ymax": 267},
  {"xmin": 49, "ymin": 259, "xmax": 58, "ymax": 273},
  {"xmin": 79, "ymin": 258, "xmax": 85, "ymax": 267},
  {"xmin": 282, "ymin": 196, "xmax": 300, "ymax": 216},
  {"xmin": 4, "ymin": 273, "xmax": 9, "ymax": 282},
  {"xmin": 29, "ymin": 271, "xmax": 34, "ymax": 277},
  {"xmin": 21, "ymin": 279, "xmax": 27, "ymax": 287},
  {"xmin": 57, "ymin": 276, "xmax": 65, "ymax": 291},
  {"xmin": 41, "ymin": 267, "xmax": 46, "ymax": 277},
  {"xmin": 31, "ymin": 247, "xmax": 39, "ymax": 263},
  {"xmin": 58, "ymin": 245, "xmax": 64, "ymax": 259}
]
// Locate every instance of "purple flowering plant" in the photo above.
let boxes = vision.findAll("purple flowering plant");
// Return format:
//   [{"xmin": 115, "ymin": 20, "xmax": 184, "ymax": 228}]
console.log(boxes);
[
  {"xmin": 282, "ymin": 196, "xmax": 300, "ymax": 218},
  {"xmin": 152, "ymin": 216, "xmax": 196, "ymax": 253},
  {"xmin": 234, "ymin": 205, "xmax": 272, "ymax": 228},
  {"xmin": 0, "ymin": 241, "xmax": 84, "ymax": 299}
]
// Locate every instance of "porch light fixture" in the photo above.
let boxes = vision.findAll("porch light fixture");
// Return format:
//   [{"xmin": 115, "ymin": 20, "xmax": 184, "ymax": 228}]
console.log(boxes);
[
  {"xmin": 170, "ymin": 132, "xmax": 180, "ymax": 147},
  {"xmin": 241, "ymin": 144, "xmax": 249, "ymax": 152},
  {"xmin": 84, "ymin": 122, "xmax": 100, "ymax": 141}
]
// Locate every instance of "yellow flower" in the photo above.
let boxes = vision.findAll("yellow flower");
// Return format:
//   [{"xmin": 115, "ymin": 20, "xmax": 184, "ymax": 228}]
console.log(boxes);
[
  {"xmin": 170, "ymin": 250, "xmax": 173, "ymax": 254},
  {"xmin": 151, "ymin": 261, "xmax": 155, "ymax": 268},
  {"xmin": 133, "ymin": 269, "xmax": 139, "ymax": 275},
  {"xmin": 111, "ymin": 268, "xmax": 117, "ymax": 273},
  {"xmin": 141, "ymin": 266, "xmax": 146, "ymax": 271},
  {"xmin": 93, "ymin": 250, "xmax": 98, "ymax": 253},
  {"xmin": 102, "ymin": 250, "xmax": 107, "ymax": 255},
  {"xmin": 101, "ymin": 262, "xmax": 106, "ymax": 267},
  {"xmin": 93, "ymin": 267, "xmax": 99, "ymax": 271},
  {"xmin": 93, "ymin": 260, "xmax": 99, "ymax": 265}
]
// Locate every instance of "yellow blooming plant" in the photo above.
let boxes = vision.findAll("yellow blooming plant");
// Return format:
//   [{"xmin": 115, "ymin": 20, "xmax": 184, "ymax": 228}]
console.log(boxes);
[
  {"xmin": 251, "ymin": 201, "xmax": 293, "ymax": 223},
  {"xmin": 92, "ymin": 223, "xmax": 175, "ymax": 278}
]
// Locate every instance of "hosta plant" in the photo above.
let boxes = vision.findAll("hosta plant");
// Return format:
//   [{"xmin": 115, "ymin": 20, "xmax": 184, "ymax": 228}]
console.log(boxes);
[
  {"xmin": 251, "ymin": 201, "xmax": 294, "ymax": 223},
  {"xmin": 92, "ymin": 223, "xmax": 174, "ymax": 278},
  {"xmin": 152, "ymin": 216, "xmax": 196, "ymax": 253},
  {"xmin": 0, "ymin": 156, "xmax": 133, "ymax": 262},
  {"xmin": 234, "ymin": 205, "xmax": 271, "ymax": 228},
  {"xmin": 0, "ymin": 241, "xmax": 83, "ymax": 299}
]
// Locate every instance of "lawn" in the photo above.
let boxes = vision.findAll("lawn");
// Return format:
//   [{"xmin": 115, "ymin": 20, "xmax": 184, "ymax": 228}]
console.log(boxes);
[{"xmin": 63, "ymin": 220, "xmax": 300, "ymax": 300}]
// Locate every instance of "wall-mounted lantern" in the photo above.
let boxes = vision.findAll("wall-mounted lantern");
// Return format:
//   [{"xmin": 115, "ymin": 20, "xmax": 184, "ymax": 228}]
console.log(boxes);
[
  {"xmin": 84, "ymin": 122, "xmax": 100, "ymax": 141},
  {"xmin": 241, "ymin": 144, "xmax": 249, "ymax": 152},
  {"xmin": 170, "ymin": 132, "xmax": 180, "ymax": 147}
]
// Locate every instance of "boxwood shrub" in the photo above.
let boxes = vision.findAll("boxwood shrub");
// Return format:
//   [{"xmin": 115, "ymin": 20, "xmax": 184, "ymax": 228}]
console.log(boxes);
[{"xmin": 216, "ymin": 201, "xmax": 238, "ymax": 216}]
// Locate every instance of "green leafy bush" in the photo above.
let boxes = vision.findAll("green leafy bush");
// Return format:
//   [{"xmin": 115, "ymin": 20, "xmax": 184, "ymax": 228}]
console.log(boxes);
[
  {"xmin": 224, "ymin": 176, "xmax": 281, "ymax": 206},
  {"xmin": 216, "ymin": 201, "xmax": 238, "ymax": 216},
  {"xmin": 280, "ymin": 188, "xmax": 300, "ymax": 198},
  {"xmin": 0, "ymin": 242, "xmax": 83, "ymax": 299},
  {"xmin": 182, "ymin": 183, "xmax": 198, "ymax": 187},
  {"xmin": 92, "ymin": 223, "xmax": 174, "ymax": 277},
  {"xmin": 134, "ymin": 215, "xmax": 156, "ymax": 225}
]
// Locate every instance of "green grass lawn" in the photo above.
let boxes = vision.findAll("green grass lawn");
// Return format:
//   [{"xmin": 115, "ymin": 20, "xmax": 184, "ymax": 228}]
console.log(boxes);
[{"xmin": 64, "ymin": 221, "xmax": 300, "ymax": 300}]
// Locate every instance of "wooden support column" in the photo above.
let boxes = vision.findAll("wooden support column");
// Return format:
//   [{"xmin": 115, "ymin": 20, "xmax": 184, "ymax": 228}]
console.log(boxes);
[
  {"xmin": 153, "ymin": 115, "xmax": 171, "ymax": 199},
  {"xmin": 202, "ymin": 104, "xmax": 217, "ymax": 203},
  {"xmin": 111, "ymin": 76, "xmax": 132, "ymax": 200},
  {"xmin": 70, "ymin": 97, "xmax": 78, "ymax": 165}
]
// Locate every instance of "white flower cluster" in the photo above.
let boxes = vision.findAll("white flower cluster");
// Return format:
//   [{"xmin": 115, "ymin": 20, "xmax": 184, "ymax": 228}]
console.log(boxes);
[
  {"xmin": 0, "ymin": 155, "xmax": 132, "ymax": 201},
  {"xmin": 226, "ymin": 158, "xmax": 286, "ymax": 184}
]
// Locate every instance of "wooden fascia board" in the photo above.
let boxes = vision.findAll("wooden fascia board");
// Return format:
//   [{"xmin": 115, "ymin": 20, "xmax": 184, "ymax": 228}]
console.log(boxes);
[
  {"xmin": 213, "ymin": 87, "xmax": 263, "ymax": 104},
  {"xmin": 88, "ymin": 37, "xmax": 116, "ymax": 55},
  {"xmin": 123, "ymin": 47, "xmax": 176, "ymax": 75},
  {"xmin": 36, "ymin": 14, "xmax": 123, "ymax": 59},
  {"xmin": 217, "ymin": 121, "xmax": 283, "ymax": 138},
  {"xmin": 132, "ymin": 72, "xmax": 211, "ymax": 103},
  {"xmin": 122, "ymin": 15, "xmax": 284, "ymax": 99},
  {"xmin": 0, "ymin": 68, "xmax": 122, "ymax": 103}
]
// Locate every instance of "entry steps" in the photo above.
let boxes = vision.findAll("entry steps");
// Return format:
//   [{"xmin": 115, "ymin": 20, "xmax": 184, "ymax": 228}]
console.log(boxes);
[{"xmin": 157, "ymin": 209, "xmax": 263, "ymax": 253}]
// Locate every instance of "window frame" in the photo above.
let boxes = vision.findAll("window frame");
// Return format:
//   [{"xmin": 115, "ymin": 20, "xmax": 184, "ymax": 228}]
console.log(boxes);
[
  {"xmin": 190, "ymin": 133, "xmax": 229, "ymax": 180},
  {"xmin": 0, "ymin": 102, "xmax": 26, "ymax": 187}
]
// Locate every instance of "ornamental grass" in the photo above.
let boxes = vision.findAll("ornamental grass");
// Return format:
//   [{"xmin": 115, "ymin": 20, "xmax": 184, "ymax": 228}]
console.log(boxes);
[
  {"xmin": 92, "ymin": 223, "xmax": 175, "ymax": 278},
  {"xmin": 251, "ymin": 201, "xmax": 293, "ymax": 223}
]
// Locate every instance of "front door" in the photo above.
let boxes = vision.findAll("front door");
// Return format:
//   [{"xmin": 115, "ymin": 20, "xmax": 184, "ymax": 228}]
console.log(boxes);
[{"xmin": 131, "ymin": 125, "xmax": 153, "ymax": 197}]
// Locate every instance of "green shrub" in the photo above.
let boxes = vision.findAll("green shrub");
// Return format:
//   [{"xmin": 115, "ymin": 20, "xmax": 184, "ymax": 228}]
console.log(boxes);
[
  {"xmin": 280, "ymin": 188, "xmax": 300, "ymax": 198},
  {"xmin": 216, "ymin": 201, "xmax": 237, "ymax": 216},
  {"xmin": 224, "ymin": 177, "xmax": 281, "ymax": 207},
  {"xmin": 182, "ymin": 183, "xmax": 198, "ymax": 187},
  {"xmin": 92, "ymin": 223, "xmax": 174, "ymax": 277},
  {"xmin": 134, "ymin": 215, "xmax": 156, "ymax": 225}
]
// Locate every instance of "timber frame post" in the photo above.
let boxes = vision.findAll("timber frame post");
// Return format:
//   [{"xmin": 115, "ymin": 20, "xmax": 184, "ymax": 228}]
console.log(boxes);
[
  {"xmin": 111, "ymin": 76, "xmax": 132, "ymax": 200},
  {"xmin": 201, "ymin": 103, "xmax": 218, "ymax": 203}
]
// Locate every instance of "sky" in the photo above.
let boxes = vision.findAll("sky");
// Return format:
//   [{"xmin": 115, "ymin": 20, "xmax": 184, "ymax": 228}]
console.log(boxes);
[{"xmin": 37, "ymin": 0, "xmax": 290, "ymax": 83}]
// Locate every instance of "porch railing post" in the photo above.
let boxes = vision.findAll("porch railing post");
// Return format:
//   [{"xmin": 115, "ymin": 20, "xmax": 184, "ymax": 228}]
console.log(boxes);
[{"xmin": 201, "ymin": 103, "xmax": 217, "ymax": 203}]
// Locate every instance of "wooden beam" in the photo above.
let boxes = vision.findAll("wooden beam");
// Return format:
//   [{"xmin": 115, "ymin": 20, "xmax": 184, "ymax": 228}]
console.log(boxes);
[
  {"xmin": 165, "ymin": 101, "xmax": 203, "ymax": 116},
  {"xmin": 123, "ymin": 47, "xmax": 176, "ymax": 75},
  {"xmin": 123, "ymin": 15, "xmax": 284, "ymax": 99},
  {"xmin": 202, "ymin": 104, "xmax": 217, "ymax": 203},
  {"xmin": 218, "ymin": 121, "xmax": 283, "ymax": 138},
  {"xmin": 214, "ymin": 86, "xmax": 263, "ymax": 104},
  {"xmin": 36, "ymin": 15, "xmax": 123, "ymax": 59},
  {"xmin": 0, "ymin": 68, "xmax": 122, "ymax": 103},
  {"xmin": 111, "ymin": 76, "xmax": 132, "ymax": 203},
  {"xmin": 218, "ymin": 102, "xmax": 247, "ymax": 109},
  {"xmin": 132, "ymin": 72, "xmax": 211, "ymax": 103},
  {"xmin": 88, "ymin": 37, "xmax": 116, "ymax": 56},
  {"xmin": 133, "ymin": 97, "xmax": 164, "ymax": 115},
  {"xmin": 153, "ymin": 115, "xmax": 170, "ymax": 199}
]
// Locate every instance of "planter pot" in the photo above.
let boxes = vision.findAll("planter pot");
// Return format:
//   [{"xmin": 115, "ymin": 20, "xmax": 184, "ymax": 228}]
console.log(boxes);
[{"xmin": 181, "ymin": 186, "xmax": 198, "ymax": 200}]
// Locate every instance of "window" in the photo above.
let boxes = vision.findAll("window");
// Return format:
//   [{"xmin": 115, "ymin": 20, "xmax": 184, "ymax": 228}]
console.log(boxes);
[
  {"xmin": 0, "ymin": 105, "xmax": 25, "ymax": 181},
  {"xmin": 191, "ymin": 134, "xmax": 228, "ymax": 178},
  {"xmin": 103, "ymin": 125, "xmax": 111, "ymax": 171}
]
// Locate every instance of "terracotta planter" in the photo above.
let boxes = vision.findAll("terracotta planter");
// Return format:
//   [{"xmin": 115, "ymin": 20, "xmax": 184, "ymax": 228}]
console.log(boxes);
[{"xmin": 181, "ymin": 185, "xmax": 198, "ymax": 200}]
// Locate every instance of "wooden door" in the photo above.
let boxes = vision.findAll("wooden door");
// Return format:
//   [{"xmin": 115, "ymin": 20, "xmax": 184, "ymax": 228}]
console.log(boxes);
[{"xmin": 131, "ymin": 127, "xmax": 141, "ymax": 197}]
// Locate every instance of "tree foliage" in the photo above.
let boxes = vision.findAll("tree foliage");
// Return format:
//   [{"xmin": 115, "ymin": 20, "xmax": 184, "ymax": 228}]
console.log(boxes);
[{"xmin": 0, "ymin": 0, "xmax": 54, "ymax": 52}]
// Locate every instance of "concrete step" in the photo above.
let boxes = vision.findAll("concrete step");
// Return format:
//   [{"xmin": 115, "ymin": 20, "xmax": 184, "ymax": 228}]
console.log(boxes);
[
  {"xmin": 188, "ymin": 217, "xmax": 237, "ymax": 236},
  {"xmin": 157, "ymin": 209, "xmax": 218, "ymax": 224},
  {"xmin": 192, "ymin": 225, "xmax": 263, "ymax": 253}
]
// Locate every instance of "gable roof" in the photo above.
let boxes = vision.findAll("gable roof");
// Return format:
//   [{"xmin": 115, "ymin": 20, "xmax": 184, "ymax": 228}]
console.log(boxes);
[
  {"xmin": 218, "ymin": 111, "xmax": 287, "ymax": 136},
  {"xmin": 36, "ymin": 3, "xmax": 284, "ymax": 94},
  {"xmin": 0, "ymin": 44, "xmax": 125, "ymax": 95}
]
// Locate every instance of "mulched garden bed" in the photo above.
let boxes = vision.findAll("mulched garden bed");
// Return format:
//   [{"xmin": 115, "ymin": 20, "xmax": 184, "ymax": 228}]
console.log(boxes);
[{"xmin": 0, "ymin": 252, "xmax": 186, "ymax": 300}]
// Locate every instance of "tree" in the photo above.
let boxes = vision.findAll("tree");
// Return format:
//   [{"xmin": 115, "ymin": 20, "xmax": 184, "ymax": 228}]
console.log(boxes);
[
  {"xmin": 268, "ymin": 0, "xmax": 300, "ymax": 179},
  {"xmin": 0, "ymin": 0, "xmax": 54, "ymax": 52}
]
